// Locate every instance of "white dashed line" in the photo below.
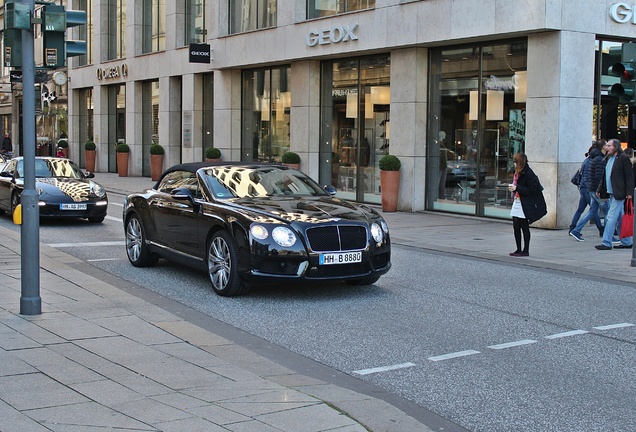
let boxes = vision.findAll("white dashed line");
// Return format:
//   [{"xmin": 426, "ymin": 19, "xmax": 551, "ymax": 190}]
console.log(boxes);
[
  {"xmin": 353, "ymin": 362, "xmax": 416, "ymax": 376},
  {"xmin": 487, "ymin": 339, "xmax": 537, "ymax": 350},
  {"xmin": 86, "ymin": 258, "xmax": 122, "ymax": 262},
  {"xmin": 428, "ymin": 350, "xmax": 480, "ymax": 362},
  {"xmin": 544, "ymin": 330, "xmax": 589, "ymax": 340},
  {"xmin": 593, "ymin": 323, "xmax": 635, "ymax": 330},
  {"xmin": 105, "ymin": 215, "xmax": 122, "ymax": 222}
]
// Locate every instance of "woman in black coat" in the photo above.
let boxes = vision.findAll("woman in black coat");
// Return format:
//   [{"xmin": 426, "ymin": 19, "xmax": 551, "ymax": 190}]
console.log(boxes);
[{"xmin": 507, "ymin": 153, "xmax": 547, "ymax": 256}]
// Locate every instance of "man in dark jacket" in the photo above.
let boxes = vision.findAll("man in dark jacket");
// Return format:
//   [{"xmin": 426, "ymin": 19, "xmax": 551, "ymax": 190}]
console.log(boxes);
[
  {"xmin": 595, "ymin": 139, "xmax": 634, "ymax": 250},
  {"xmin": 1, "ymin": 133, "xmax": 12, "ymax": 154},
  {"xmin": 569, "ymin": 140, "xmax": 608, "ymax": 241}
]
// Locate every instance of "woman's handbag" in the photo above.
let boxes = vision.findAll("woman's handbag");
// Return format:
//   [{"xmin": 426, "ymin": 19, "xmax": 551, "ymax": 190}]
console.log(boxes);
[
  {"xmin": 570, "ymin": 168, "xmax": 582, "ymax": 186},
  {"xmin": 620, "ymin": 197, "xmax": 634, "ymax": 238}
]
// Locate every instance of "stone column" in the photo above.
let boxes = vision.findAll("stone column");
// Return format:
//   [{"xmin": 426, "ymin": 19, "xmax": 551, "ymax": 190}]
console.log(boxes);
[
  {"xmin": 214, "ymin": 69, "xmax": 242, "ymax": 161},
  {"xmin": 390, "ymin": 47, "xmax": 428, "ymax": 212},
  {"xmin": 290, "ymin": 60, "xmax": 321, "ymax": 179},
  {"xmin": 526, "ymin": 31, "xmax": 596, "ymax": 228}
]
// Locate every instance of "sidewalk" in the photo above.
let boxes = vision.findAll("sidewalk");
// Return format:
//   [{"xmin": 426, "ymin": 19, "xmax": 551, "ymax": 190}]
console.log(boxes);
[{"xmin": 1, "ymin": 172, "xmax": 633, "ymax": 432}]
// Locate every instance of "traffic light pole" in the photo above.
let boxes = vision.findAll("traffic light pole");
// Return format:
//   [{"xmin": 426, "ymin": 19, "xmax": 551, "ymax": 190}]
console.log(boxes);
[{"xmin": 19, "ymin": 0, "xmax": 41, "ymax": 315}]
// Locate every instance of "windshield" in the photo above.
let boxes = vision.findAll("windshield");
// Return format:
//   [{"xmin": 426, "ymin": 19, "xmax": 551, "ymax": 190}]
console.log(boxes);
[
  {"xmin": 15, "ymin": 158, "xmax": 84, "ymax": 179},
  {"xmin": 201, "ymin": 166, "xmax": 328, "ymax": 199}
]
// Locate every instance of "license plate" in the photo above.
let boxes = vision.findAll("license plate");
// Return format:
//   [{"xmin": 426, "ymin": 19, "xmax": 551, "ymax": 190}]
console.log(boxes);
[
  {"xmin": 60, "ymin": 203, "xmax": 87, "ymax": 210},
  {"xmin": 319, "ymin": 251, "xmax": 362, "ymax": 265}
]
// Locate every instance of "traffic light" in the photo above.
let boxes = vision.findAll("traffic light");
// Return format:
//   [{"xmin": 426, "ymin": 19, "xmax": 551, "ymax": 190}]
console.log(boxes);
[
  {"xmin": 3, "ymin": 1, "xmax": 32, "ymax": 68},
  {"xmin": 609, "ymin": 43, "xmax": 636, "ymax": 105},
  {"xmin": 41, "ymin": 4, "xmax": 87, "ymax": 68}
]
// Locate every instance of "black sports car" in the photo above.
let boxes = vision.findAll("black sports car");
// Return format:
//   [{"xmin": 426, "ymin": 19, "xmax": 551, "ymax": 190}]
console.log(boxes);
[
  {"xmin": 0, "ymin": 157, "xmax": 108, "ymax": 222},
  {"xmin": 123, "ymin": 162, "xmax": 391, "ymax": 296}
]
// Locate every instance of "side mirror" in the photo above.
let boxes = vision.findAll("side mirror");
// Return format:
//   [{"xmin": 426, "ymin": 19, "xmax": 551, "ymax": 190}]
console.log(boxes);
[
  {"xmin": 0, "ymin": 171, "xmax": 12, "ymax": 178},
  {"xmin": 323, "ymin": 185, "xmax": 337, "ymax": 196},
  {"xmin": 84, "ymin": 171, "xmax": 95, "ymax": 179},
  {"xmin": 171, "ymin": 187, "xmax": 193, "ymax": 200}
]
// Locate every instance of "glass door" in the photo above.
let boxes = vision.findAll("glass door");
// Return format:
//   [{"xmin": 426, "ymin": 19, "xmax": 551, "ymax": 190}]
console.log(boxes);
[{"xmin": 427, "ymin": 41, "xmax": 527, "ymax": 218}]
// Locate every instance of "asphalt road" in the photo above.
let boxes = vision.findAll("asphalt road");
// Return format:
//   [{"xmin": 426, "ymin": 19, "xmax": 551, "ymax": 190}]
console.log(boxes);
[{"xmin": 4, "ymin": 193, "xmax": 636, "ymax": 432}]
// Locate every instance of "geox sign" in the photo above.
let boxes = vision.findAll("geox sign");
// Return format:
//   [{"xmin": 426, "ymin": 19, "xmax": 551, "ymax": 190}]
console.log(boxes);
[
  {"xmin": 306, "ymin": 24, "xmax": 358, "ymax": 47},
  {"xmin": 610, "ymin": 2, "xmax": 636, "ymax": 23},
  {"xmin": 189, "ymin": 43, "xmax": 211, "ymax": 63}
]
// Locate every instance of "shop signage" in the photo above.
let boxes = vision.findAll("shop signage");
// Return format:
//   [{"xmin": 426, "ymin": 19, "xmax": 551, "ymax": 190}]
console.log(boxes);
[
  {"xmin": 484, "ymin": 75, "xmax": 516, "ymax": 91},
  {"xmin": 97, "ymin": 64, "xmax": 128, "ymax": 80},
  {"xmin": 306, "ymin": 24, "xmax": 358, "ymax": 47},
  {"xmin": 610, "ymin": 2, "xmax": 636, "ymax": 24},
  {"xmin": 189, "ymin": 43, "xmax": 211, "ymax": 63}
]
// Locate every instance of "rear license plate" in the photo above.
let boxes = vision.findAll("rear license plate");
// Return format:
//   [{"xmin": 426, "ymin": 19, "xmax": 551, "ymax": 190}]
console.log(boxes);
[
  {"xmin": 60, "ymin": 203, "xmax": 87, "ymax": 210},
  {"xmin": 319, "ymin": 251, "xmax": 362, "ymax": 265}
]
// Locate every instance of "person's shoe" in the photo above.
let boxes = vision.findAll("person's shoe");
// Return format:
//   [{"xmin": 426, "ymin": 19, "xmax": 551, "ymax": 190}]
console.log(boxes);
[
  {"xmin": 595, "ymin": 244, "xmax": 612, "ymax": 250},
  {"xmin": 612, "ymin": 237, "xmax": 621, "ymax": 245},
  {"xmin": 569, "ymin": 231, "xmax": 584, "ymax": 242},
  {"xmin": 614, "ymin": 244, "xmax": 633, "ymax": 249},
  {"xmin": 517, "ymin": 252, "xmax": 529, "ymax": 257},
  {"xmin": 509, "ymin": 251, "xmax": 521, "ymax": 256}
]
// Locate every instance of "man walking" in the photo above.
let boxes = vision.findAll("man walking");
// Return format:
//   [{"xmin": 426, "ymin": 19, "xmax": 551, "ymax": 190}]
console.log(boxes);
[{"xmin": 595, "ymin": 139, "xmax": 634, "ymax": 250}]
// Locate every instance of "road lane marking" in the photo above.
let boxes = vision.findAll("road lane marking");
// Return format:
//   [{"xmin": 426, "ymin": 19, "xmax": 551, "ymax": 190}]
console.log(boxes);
[
  {"xmin": 47, "ymin": 241, "xmax": 123, "ymax": 248},
  {"xmin": 109, "ymin": 202, "xmax": 123, "ymax": 207},
  {"xmin": 87, "ymin": 258, "xmax": 122, "ymax": 262},
  {"xmin": 428, "ymin": 350, "xmax": 480, "ymax": 362},
  {"xmin": 353, "ymin": 362, "xmax": 416, "ymax": 376},
  {"xmin": 544, "ymin": 330, "xmax": 589, "ymax": 340},
  {"xmin": 105, "ymin": 215, "xmax": 121, "ymax": 222},
  {"xmin": 593, "ymin": 323, "xmax": 634, "ymax": 330},
  {"xmin": 487, "ymin": 339, "xmax": 537, "ymax": 350}
]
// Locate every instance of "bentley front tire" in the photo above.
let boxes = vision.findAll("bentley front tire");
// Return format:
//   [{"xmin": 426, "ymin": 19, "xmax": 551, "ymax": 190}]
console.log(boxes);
[
  {"xmin": 125, "ymin": 214, "xmax": 158, "ymax": 267},
  {"xmin": 207, "ymin": 231, "xmax": 249, "ymax": 297}
]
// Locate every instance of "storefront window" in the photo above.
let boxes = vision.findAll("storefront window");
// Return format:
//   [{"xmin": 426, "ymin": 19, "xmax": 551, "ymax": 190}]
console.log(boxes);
[
  {"xmin": 241, "ymin": 66, "xmax": 291, "ymax": 163},
  {"xmin": 142, "ymin": 80, "xmax": 159, "ymax": 176},
  {"xmin": 36, "ymin": 81, "xmax": 68, "ymax": 157},
  {"xmin": 427, "ymin": 41, "xmax": 527, "ymax": 219},
  {"xmin": 320, "ymin": 55, "xmax": 390, "ymax": 204},
  {"xmin": 307, "ymin": 0, "xmax": 374, "ymax": 19},
  {"xmin": 78, "ymin": 88, "xmax": 93, "ymax": 168},
  {"xmin": 202, "ymin": 73, "xmax": 214, "ymax": 160},
  {"xmin": 107, "ymin": 84, "xmax": 126, "ymax": 173},
  {"xmin": 594, "ymin": 40, "xmax": 634, "ymax": 149},
  {"xmin": 229, "ymin": 0, "xmax": 276, "ymax": 34}
]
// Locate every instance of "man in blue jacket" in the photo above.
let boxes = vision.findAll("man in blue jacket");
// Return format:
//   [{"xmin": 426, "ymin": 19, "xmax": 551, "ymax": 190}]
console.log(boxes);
[{"xmin": 595, "ymin": 139, "xmax": 634, "ymax": 250}]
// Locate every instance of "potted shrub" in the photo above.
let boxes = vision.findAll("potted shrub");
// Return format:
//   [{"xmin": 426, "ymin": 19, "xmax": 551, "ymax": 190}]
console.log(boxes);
[
  {"xmin": 57, "ymin": 138, "xmax": 69, "ymax": 158},
  {"xmin": 149, "ymin": 143, "xmax": 164, "ymax": 181},
  {"xmin": 281, "ymin": 151, "xmax": 301, "ymax": 169},
  {"xmin": 116, "ymin": 142, "xmax": 130, "ymax": 177},
  {"xmin": 84, "ymin": 140, "xmax": 96, "ymax": 172},
  {"xmin": 379, "ymin": 154, "xmax": 401, "ymax": 212},
  {"xmin": 205, "ymin": 147, "xmax": 221, "ymax": 162}
]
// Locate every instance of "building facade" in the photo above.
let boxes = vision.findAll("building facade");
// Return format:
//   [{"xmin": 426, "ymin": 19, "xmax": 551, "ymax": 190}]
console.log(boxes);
[{"xmin": 4, "ymin": 0, "xmax": 636, "ymax": 228}]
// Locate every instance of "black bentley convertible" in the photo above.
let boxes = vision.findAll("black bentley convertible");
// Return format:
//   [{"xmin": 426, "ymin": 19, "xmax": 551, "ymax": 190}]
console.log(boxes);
[{"xmin": 123, "ymin": 162, "xmax": 391, "ymax": 296}]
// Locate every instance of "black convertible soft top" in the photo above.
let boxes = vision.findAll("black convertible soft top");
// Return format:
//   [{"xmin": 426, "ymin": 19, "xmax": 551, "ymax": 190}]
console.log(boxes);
[{"xmin": 153, "ymin": 161, "xmax": 289, "ymax": 189}]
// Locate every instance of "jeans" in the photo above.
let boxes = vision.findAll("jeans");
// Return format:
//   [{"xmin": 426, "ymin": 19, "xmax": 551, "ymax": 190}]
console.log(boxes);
[
  {"xmin": 571, "ymin": 191, "xmax": 606, "ymax": 236},
  {"xmin": 601, "ymin": 196, "xmax": 632, "ymax": 247},
  {"xmin": 569, "ymin": 187, "xmax": 598, "ymax": 231}
]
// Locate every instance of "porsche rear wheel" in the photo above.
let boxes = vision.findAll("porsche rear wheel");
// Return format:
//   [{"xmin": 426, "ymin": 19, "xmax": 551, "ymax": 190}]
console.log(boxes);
[
  {"xmin": 207, "ymin": 231, "xmax": 248, "ymax": 296},
  {"xmin": 10, "ymin": 193, "xmax": 19, "ymax": 217},
  {"xmin": 125, "ymin": 214, "xmax": 158, "ymax": 267}
]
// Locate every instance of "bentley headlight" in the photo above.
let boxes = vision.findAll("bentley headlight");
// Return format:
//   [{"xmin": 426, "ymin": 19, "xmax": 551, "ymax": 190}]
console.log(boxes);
[
  {"xmin": 379, "ymin": 219, "xmax": 389, "ymax": 234},
  {"xmin": 272, "ymin": 226, "xmax": 297, "ymax": 247},
  {"xmin": 371, "ymin": 222, "xmax": 383, "ymax": 243},
  {"xmin": 90, "ymin": 182, "xmax": 106, "ymax": 197},
  {"xmin": 250, "ymin": 224, "xmax": 269, "ymax": 240}
]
